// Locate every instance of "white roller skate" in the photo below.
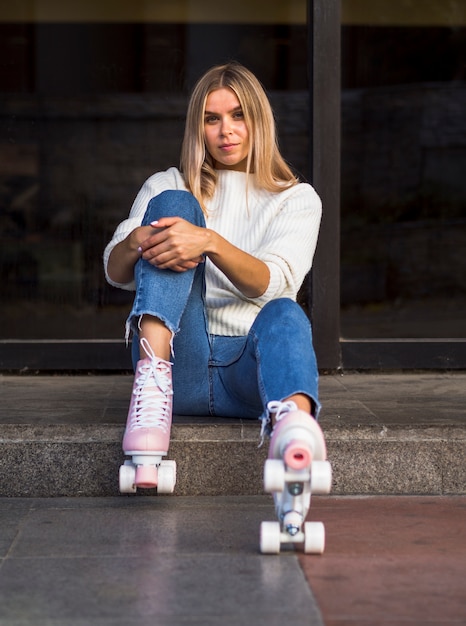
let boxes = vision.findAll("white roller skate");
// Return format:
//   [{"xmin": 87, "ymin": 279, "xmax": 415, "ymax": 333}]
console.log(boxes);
[
  {"xmin": 260, "ymin": 401, "xmax": 332, "ymax": 554},
  {"xmin": 119, "ymin": 337, "xmax": 176, "ymax": 495}
]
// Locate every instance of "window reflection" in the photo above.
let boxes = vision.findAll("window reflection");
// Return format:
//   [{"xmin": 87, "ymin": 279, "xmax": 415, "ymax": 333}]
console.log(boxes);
[
  {"xmin": 341, "ymin": 0, "xmax": 466, "ymax": 337},
  {"xmin": 0, "ymin": 2, "xmax": 309, "ymax": 339}
]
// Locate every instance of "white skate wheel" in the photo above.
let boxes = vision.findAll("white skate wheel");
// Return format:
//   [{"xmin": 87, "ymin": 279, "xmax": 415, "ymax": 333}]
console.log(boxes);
[
  {"xmin": 161, "ymin": 459, "xmax": 177, "ymax": 484},
  {"xmin": 304, "ymin": 521, "xmax": 325, "ymax": 554},
  {"xmin": 119, "ymin": 462, "xmax": 137, "ymax": 494},
  {"xmin": 260, "ymin": 521, "xmax": 281, "ymax": 554},
  {"xmin": 264, "ymin": 459, "xmax": 285, "ymax": 493},
  {"xmin": 311, "ymin": 460, "xmax": 332, "ymax": 494},
  {"xmin": 157, "ymin": 462, "xmax": 176, "ymax": 494}
]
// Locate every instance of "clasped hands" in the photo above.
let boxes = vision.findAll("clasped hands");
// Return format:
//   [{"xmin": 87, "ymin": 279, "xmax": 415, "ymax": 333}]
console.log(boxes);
[{"xmin": 135, "ymin": 217, "xmax": 208, "ymax": 272}]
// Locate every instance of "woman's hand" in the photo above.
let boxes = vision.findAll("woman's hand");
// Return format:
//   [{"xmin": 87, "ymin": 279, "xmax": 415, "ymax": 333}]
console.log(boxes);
[
  {"xmin": 108, "ymin": 215, "xmax": 270, "ymax": 297},
  {"xmin": 140, "ymin": 216, "xmax": 270, "ymax": 297},
  {"xmin": 138, "ymin": 217, "xmax": 207, "ymax": 272},
  {"xmin": 106, "ymin": 219, "xmax": 203, "ymax": 283}
]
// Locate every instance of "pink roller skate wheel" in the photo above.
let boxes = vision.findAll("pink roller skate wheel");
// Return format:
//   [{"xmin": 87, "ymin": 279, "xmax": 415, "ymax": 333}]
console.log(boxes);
[
  {"xmin": 135, "ymin": 465, "xmax": 158, "ymax": 488},
  {"xmin": 283, "ymin": 441, "xmax": 312, "ymax": 470}
]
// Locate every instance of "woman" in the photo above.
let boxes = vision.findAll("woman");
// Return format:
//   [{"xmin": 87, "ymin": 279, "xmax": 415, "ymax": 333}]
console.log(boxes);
[{"xmin": 104, "ymin": 62, "xmax": 330, "ymax": 551}]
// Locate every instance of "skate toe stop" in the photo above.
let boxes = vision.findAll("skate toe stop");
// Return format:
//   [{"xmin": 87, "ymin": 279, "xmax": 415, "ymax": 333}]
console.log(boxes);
[
  {"xmin": 283, "ymin": 441, "xmax": 312, "ymax": 470},
  {"xmin": 135, "ymin": 464, "xmax": 158, "ymax": 488}
]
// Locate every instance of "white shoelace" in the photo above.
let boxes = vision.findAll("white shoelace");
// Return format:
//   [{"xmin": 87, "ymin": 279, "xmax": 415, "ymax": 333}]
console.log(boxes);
[
  {"xmin": 259, "ymin": 400, "xmax": 298, "ymax": 446},
  {"xmin": 128, "ymin": 337, "xmax": 173, "ymax": 433},
  {"xmin": 267, "ymin": 400, "xmax": 298, "ymax": 423}
]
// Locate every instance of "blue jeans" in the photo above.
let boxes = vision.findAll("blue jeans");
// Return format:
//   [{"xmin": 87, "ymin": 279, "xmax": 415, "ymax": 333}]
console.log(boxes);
[{"xmin": 128, "ymin": 190, "xmax": 321, "ymax": 422}]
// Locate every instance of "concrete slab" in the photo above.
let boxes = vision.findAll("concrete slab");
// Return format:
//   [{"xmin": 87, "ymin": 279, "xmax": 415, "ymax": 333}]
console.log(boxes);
[{"xmin": 0, "ymin": 496, "xmax": 323, "ymax": 626}]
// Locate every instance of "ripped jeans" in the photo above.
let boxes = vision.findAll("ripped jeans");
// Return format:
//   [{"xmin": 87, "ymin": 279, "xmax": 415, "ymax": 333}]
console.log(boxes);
[{"xmin": 127, "ymin": 190, "xmax": 321, "ymax": 423}]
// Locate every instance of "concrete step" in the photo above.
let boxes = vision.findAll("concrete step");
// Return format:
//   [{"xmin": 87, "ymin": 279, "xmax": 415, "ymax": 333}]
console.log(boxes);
[{"xmin": 0, "ymin": 373, "xmax": 464, "ymax": 497}]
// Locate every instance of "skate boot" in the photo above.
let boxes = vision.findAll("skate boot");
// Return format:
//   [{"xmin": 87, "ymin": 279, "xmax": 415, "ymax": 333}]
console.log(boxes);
[
  {"xmin": 260, "ymin": 400, "xmax": 332, "ymax": 554},
  {"xmin": 119, "ymin": 337, "xmax": 176, "ymax": 494}
]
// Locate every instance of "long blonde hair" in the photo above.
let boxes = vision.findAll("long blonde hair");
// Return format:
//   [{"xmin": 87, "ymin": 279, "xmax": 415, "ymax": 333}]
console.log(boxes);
[{"xmin": 180, "ymin": 62, "xmax": 298, "ymax": 213}]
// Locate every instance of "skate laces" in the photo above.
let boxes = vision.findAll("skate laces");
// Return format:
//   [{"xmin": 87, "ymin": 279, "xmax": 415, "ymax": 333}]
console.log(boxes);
[
  {"xmin": 258, "ymin": 400, "xmax": 298, "ymax": 447},
  {"xmin": 267, "ymin": 400, "xmax": 298, "ymax": 422},
  {"xmin": 128, "ymin": 337, "xmax": 173, "ymax": 433}
]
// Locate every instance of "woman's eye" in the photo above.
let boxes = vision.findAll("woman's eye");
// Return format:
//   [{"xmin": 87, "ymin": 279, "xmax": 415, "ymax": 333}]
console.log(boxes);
[{"xmin": 205, "ymin": 115, "xmax": 218, "ymax": 123}]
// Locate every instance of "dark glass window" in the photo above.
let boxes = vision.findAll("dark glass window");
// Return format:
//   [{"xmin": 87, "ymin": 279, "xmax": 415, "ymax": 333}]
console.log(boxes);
[
  {"xmin": 341, "ymin": 1, "xmax": 466, "ymax": 338},
  {"xmin": 0, "ymin": 2, "xmax": 309, "ymax": 339}
]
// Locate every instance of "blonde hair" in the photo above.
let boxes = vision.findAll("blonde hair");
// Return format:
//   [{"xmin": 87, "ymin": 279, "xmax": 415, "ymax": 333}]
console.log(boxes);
[{"xmin": 180, "ymin": 62, "xmax": 298, "ymax": 213}]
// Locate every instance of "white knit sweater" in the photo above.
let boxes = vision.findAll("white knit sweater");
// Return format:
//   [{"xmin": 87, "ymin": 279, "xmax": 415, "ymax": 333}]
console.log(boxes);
[{"xmin": 103, "ymin": 167, "xmax": 322, "ymax": 336}]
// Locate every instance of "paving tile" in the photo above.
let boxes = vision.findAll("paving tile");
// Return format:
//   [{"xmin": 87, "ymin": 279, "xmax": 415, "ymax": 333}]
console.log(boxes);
[
  {"xmin": 0, "ymin": 501, "xmax": 31, "ymax": 557},
  {"xmin": 0, "ymin": 497, "xmax": 324, "ymax": 626},
  {"xmin": 300, "ymin": 496, "xmax": 466, "ymax": 625},
  {"xmin": 1, "ymin": 372, "xmax": 465, "ymax": 428},
  {"xmin": 0, "ymin": 554, "xmax": 322, "ymax": 625},
  {"xmin": 0, "ymin": 376, "xmax": 132, "ymax": 424},
  {"xmin": 9, "ymin": 496, "xmax": 271, "ymax": 558},
  {"xmin": 327, "ymin": 373, "xmax": 465, "ymax": 425}
]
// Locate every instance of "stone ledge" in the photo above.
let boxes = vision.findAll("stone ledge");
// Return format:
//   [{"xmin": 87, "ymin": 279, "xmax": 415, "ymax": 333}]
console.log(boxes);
[
  {"xmin": 1, "ymin": 372, "xmax": 464, "ymax": 497},
  {"xmin": 0, "ymin": 420, "xmax": 464, "ymax": 497}
]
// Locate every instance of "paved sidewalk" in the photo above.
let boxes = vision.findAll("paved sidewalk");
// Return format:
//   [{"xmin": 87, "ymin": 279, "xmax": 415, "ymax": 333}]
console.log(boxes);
[
  {"xmin": 0, "ymin": 496, "xmax": 324, "ymax": 626},
  {"xmin": 0, "ymin": 495, "xmax": 464, "ymax": 625},
  {"xmin": 302, "ymin": 495, "xmax": 466, "ymax": 626},
  {"xmin": 0, "ymin": 371, "xmax": 465, "ymax": 624}
]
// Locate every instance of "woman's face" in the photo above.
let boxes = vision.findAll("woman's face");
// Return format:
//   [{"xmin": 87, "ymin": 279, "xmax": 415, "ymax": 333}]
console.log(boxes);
[{"xmin": 204, "ymin": 87, "xmax": 250, "ymax": 171}]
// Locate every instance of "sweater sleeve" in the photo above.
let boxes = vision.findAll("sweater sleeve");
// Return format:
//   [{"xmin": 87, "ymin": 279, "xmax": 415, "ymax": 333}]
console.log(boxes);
[
  {"xmin": 251, "ymin": 183, "xmax": 322, "ymax": 304},
  {"xmin": 103, "ymin": 167, "xmax": 187, "ymax": 290}
]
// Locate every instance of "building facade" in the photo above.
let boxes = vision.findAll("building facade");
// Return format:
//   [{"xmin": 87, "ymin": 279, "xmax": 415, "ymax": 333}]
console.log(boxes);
[{"xmin": 1, "ymin": 1, "xmax": 465, "ymax": 370}]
